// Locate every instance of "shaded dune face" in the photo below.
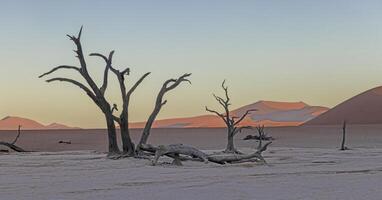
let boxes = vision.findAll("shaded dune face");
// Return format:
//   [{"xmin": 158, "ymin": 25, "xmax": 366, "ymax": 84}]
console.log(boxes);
[
  {"xmin": 130, "ymin": 101, "xmax": 329, "ymax": 128},
  {"xmin": 304, "ymin": 86, "xmax": 382, "ymax": 125},
  {"xmin": 231, "ymin": 101, "xmax": 328, "ymax": 123}
]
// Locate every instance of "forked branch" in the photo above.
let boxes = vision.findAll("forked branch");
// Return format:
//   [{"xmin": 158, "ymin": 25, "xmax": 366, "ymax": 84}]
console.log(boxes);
[{"xmin": 89, "ymin": 50, "xmax": 115, "ymax": 95}]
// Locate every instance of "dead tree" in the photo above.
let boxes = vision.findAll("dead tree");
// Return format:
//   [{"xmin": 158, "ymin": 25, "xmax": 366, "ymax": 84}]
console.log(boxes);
[
  {"xmin": 0, "ymin": 125, "xmax": 27, "ymax": 152},
  {"xmin": 256, "ymin": 125, "xmax": 264, "ymax": 150},
  {"xmin": 340, "ymin": 120, "xmax": 348, "ymax": 151},
  {"xmin": 150, "ymin": 142, "xmax": 272, "ymax": 166},
  {"xmin": 136, "ymin": 73, "xmax": 192, "ymax": 153},
  {"xmin": 206, "ymin": 80, "xmax": 256, "ymax": 154},
  {"xmin": 39, "ymin": 27, "xmax": 120, "ymax": 154},
  {"xmin": 89, "ymin": 52, "xmax": 151, "ymax": 156}
]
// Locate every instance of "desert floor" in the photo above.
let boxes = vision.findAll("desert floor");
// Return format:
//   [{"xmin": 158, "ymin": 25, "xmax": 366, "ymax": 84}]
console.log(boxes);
[{"xmin": 1, "ymin": 125, "xmax": 382, "ymax": 200}]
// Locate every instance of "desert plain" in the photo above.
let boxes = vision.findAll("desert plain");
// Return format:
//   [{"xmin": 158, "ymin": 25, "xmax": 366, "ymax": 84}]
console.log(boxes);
[{"xmin": 1, "ymin": 125, "xmax": 382, "ymax": 200}]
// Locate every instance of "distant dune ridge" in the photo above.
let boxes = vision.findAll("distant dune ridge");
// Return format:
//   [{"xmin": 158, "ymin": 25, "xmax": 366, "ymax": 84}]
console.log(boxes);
[
  {"xmin": 0, "ymin": 116, "xmax": 79, "ymax": 130},
  {"xmin": 304, "ymin": 86, "xmax": 382, "ymax": 125},
  {"xmin": 130, "ymin": 101, "xmax": 329, "ymax": 128}
]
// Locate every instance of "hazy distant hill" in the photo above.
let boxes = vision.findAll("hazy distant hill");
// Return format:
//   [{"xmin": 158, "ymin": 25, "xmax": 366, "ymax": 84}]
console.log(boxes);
[
  {"xmin": 0, "ymin": 100, "xmax": 329, "ymax": 130},
  {"xmin": 130, "ymin": 101, "xmax": 328, "ymax": 128},
  {"xmin": 0, "ymin": 116, "xmax": 79, "ymax": 130},
  {"xmin": 304, "ymin": 86, "xmax": 382, "ymax": 125}
]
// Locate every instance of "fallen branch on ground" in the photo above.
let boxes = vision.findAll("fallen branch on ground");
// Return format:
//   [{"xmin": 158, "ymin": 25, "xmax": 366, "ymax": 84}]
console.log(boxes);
[
  {"xmin": 0, "ymin": 126, "xmax": 28, "ymax": 152},
  {"xmin": 58, "ymin": 140, "xmax": 72, "ymax": 144},
  {"xmin": 145, "ymin": 142, "xmax": 272, "ymax": 166}
]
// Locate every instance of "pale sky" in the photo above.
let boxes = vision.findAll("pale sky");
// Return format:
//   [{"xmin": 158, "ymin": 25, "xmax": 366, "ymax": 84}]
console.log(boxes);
[{"xmin": 0, "ymin": 0, "xmax": 381, "ymax": 128}]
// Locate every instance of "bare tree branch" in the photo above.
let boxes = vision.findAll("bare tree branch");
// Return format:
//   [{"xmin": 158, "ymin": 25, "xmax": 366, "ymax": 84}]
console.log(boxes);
[
  {"xmin": 89, "ymin": 50, "xmax": 115, "ymax": 95},
  {"xmin": 233, "ymin": 126, "xmax": 252, "ymax": 136},
  {"xmin": 11, "ymin": 125, "xmax": 22, "ymax": 145},
  {"xmin": 205, "ymin": 106, "xmax": 227, "ymax": 123},
  {"xmin": 126, "ymin": 72, "xmax": 151, "ymax": 98},
  {"xmin": 38, "ymin": 65, "xmax": 80, "ymax": 78},
  {"xmin": 46, "ymin": 78, "xmax": 98, "ymax": 105},
  {"xmin": 89, "ymin": 53, "xmax": 108, "ymax": 63},
  {"xmin": 234, "ymin": 109, "xmax": 257, "ymax": 126},
  {"xmin": 137, "ymin": 73, "xmax": 192, "ymax": 150},
  {"xmin": 111, "ymin": 103, "xmax": 118, "ymax": 113},
  {"xmin": 164, "ymin": 73, "xmax": 192, "ymax": 91}
]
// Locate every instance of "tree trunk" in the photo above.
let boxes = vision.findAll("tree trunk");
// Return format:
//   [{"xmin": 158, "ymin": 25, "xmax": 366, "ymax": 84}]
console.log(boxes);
[
  {"xmin": 119, "ymin": 116, "xmax": 135, "ymax": 155},
  {"xmin": 258, "ymin": 135, "xmax": 263, "ymax": 150},
  {"xmin": 225, "ymin": 129, "xmax": 236, "ymax": 153},
  {"xmin": 105, "ymin": 114, "xmax": 120, "ymax": 154},
  {"xmin": 139, "ymin": 107, "xmax": 160, "ymax": 148}
]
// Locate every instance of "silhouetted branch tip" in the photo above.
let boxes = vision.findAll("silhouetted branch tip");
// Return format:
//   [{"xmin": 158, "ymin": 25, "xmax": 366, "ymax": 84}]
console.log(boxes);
[
  {"xmin": 78, "ymin": 26, "xmax": 83, "ymax": 39},
  {"xmin": 39, "ymin": 65, "xmax": 80, "ymax": 78}
]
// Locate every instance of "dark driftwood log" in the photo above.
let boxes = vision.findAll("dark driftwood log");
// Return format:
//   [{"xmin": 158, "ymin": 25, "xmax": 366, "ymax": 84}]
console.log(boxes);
[
  {"xmin": 150, "ymin": 144, "xmax": 209, "ymax": 166},
  {"xmin": 243, "ymin": 135, "xmax": 274, "ymax": 141},
  {"xmin": 0, "ymin": 126, "xmax": 27, "ymax": 152},
  {"xmin": 138, "ymin": 144, "xmax": 203, "ymax": 162},
  {"xmin": 207, "ymin": 142, "xmax": 271, "ymax": 164},
  {"xmin": 0, "ymin": 142, "xmax": 27, "ymax": 152},
  {"xmin": 149, "ymin": 142, "xmax": 272, "ymax": 166},
  {"xmin": 58, "ymin": 141, "xmax": 72, "ymax": 144},
  {"xmin": 206, "ymin": 80, "xmax": 256, "ymax": 153}
]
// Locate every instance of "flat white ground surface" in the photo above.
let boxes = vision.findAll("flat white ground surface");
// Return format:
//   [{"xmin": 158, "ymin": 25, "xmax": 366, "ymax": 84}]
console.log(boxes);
[{"xmin": 1, "ymin": 147, "xmax": 382, "ymax": 200}]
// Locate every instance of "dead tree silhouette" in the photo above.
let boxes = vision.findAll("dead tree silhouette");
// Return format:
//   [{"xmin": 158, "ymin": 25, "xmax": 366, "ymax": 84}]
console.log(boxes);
[
  {"xmin": 340, "ymin": 120, "xmax": 348, "ymax": 151},
  {"xmin": 39, "ymin": 27, "xmax": 120, "ymax": 154},
  {"xmin": 206, "ymin": 80, "xmax": 256, "ymax": 154}
]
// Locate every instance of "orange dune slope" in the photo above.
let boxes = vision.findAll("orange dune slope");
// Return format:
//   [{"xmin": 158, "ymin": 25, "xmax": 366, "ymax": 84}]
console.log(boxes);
[
  {"xmin": 131, "ymin": 101, "xmax": 328, "ymax": 128},
  {"xmin": 304, "ymin": 86, "xmax": 382, "ymax": 125},
  {"xmin": 0, "ymin": 116, "xmax": 79, "ymax": 130}
]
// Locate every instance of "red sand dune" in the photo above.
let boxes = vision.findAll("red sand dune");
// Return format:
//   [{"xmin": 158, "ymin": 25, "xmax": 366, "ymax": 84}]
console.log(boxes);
[
  {"xmin": 131, "ymin": 101, "xmax": 328, "ymax": 128},
  {"xmin": 0, "ymin": 116, "xmax": 45, "ymax": 130},
  {"xmin": 46, "ymin": 123, "xmax": 80, "ymax": 130},
  {"xmin": 0, "ymin": 116, "xmax": 79, "ymax": 130},
  {"xmin": 304, "ymin": 86, "xmax": 382, "ymax": 125}
]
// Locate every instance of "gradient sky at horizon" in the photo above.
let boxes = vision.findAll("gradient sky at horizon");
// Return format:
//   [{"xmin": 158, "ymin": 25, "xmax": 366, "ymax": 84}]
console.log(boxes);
[{"xmin": 0, "ymin": 0, "xmax": 381, "ymax": 128}]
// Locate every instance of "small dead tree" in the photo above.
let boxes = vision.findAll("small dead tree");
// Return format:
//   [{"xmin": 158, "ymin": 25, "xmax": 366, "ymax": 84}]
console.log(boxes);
[
  {"xmin": 0, "ymin": 125, "xmax": 27, "ymax": 152},
  {"xmin": 39, "ymin": 27, "xmax": 120, "ymax": 154},
  {"xmin": 256, "ymin": 125, "xmax": 265, "ymax": 150},
  {"xmin": 340, "ymin": 120, "xmax": 348, "ymax": 151},
  {"xmin": 137, "ymin": 73, "xmax": 192, "ymax": 152},
  {"xmin": 206, "ymin": 80, "xmax": 256, "ymax": 154}
]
